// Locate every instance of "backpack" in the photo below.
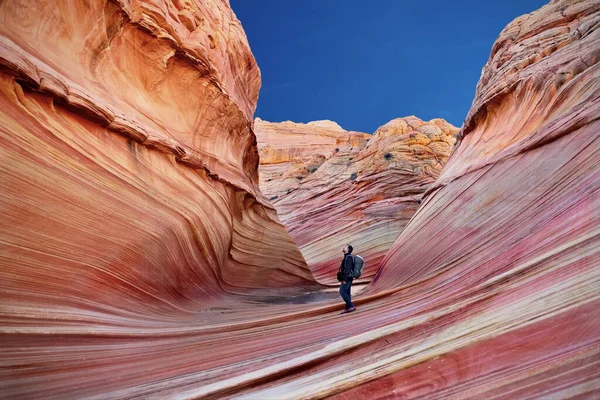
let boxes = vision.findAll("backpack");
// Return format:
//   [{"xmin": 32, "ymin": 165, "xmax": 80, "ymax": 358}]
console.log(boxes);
[{"xmin": 352, "ymin": 255, "xmax": 364, "ymax": 278}]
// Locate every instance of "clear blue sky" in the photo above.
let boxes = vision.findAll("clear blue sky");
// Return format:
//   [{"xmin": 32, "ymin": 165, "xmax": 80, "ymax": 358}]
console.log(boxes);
[{"xmin": 230, "ymin": 0, "xmax": 548, "ymax": 133}]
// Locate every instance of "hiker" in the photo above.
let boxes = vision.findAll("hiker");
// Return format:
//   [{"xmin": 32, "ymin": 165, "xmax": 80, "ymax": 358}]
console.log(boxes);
[{"xmin": 338, "ymin": 244, "xmax": 356, "ymax": 313}]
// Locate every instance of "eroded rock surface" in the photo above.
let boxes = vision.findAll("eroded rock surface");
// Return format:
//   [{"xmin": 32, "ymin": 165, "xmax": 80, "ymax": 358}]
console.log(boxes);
[
  {"xmin": 256, "ymin": 117, "xmax": 368, "ymax": 198},
  {"xmin": 0, "ymin": 1, "xmax": 320, "ymax": 395},
  {"xmin": 355, "ymin": 0, "xmax": 599, "ymax": 396},
  {"xmin": 1, "ymin": 0, "xmax": 599, "ymax": 399},
  {"xmin": 257, "ymin": 117, "xmax": 458, "ymax": 283}
]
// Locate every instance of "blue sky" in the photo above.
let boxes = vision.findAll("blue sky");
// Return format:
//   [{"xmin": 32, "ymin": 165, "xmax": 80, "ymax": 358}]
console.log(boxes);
[{"xmin": 230, "ymin": 0, "xmax": 548, "ymax": 133}]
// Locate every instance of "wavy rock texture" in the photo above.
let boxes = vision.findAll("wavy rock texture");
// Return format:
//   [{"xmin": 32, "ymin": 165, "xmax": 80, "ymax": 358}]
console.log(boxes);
[
  {"xmin": 2, "ymin": 0, "xmax": 600, "ymax": 399},
  {"xmin": 257, "ymin": 117, "xmax": 458, "ymax": 283},
  {"xmin": 0, "ymin": 0, "xmax": 321, "ymax": 293},
  {"xmin": 256, "ymin": 117, "xmax": 369, "ymax": 198},
  {"xmin": 0, "ymin": 1, "xmax": 321, "ymax": 396},
  {"xmin": 357, "ymin": 0, "xmax": 599, "ymax": 396}
]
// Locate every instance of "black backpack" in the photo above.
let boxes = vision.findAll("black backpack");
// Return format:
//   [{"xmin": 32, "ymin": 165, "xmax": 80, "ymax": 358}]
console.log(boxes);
[{"xmin": 352, "ymin": 255, "xmax": 364, "ymax": 278}]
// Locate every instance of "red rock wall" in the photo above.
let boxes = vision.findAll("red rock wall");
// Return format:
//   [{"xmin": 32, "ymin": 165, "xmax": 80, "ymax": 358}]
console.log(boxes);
[
  {"xmin": 372, "ymin": 0, "xmax": 600, "ymax": 292},
  {"xmin": 348, "ymin": 0, "xmax": 599, "ymax": 396},
  {"xmin": 0, "ymin": 0, "xmax": 317, "ymax": 327},
  {"xmin": 1, "ymin": 0, "xmax": 599, "ymax": 398},
  {"xmin": 257, "ymin": 117, "xmax": 458, "ymax": 283}
]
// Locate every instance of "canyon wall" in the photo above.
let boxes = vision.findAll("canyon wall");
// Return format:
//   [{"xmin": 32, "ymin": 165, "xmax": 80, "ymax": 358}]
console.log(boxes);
[
  {"xmin": 348, "ymin": 0, "xmax": 598, "ymax": 396},
  {"xmin": 241, "ymin": 1, "xmax": 599, "ymax": 397},
  {"xmin": 1, "ymin": 0, "xmax": 598, "ymax": 398},
  {"xmin": 0, "ymin": 0, "xmax": 317, "ymax": 338},
  {"xmin": 256, "ymin": 117, "xmax": 458, "ymax": 283}
]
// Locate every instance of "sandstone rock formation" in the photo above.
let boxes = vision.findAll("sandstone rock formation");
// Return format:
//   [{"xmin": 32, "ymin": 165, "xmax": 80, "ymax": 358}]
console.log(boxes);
[
  {"xmin": 0, "ymin": 0, "xmax": 323, "ymax": 293},
  {"xmin": 257, "ymin": 117, "xmax": 459, "ymax": 283},
  {"xmin": 1, "ymin": 0, "xmax": 599, "ymax": 398},
  {"xmin": 240, "ymin": 1, "xmax": 599, "ymax": 397},
  {"xmin": 256, "ymin": 117, "xmax": 369, "ymax": 198},
  {"xmin": 353, "ymin": 0, "xmax": 599, "ymax": 396},
  {"xmin": 0, "ymin": 1, "xmax": 321, "ymax": 395}
]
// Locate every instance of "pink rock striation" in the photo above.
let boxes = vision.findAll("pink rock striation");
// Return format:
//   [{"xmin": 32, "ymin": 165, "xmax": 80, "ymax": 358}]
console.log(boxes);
[
  {"xmin": 0, "ymin": 0, "xmax": 598, "ymax": 399},
  {"xmin": 355, "ymin": 0, "xmax": 600, "ymax": 396},
  {"xmin": 257, "ymin": 116, "xmax": 458, "ymax": 283},
  {"xmin": 0, "ymin": 2, "xmax": 319, "ymax": 395}
]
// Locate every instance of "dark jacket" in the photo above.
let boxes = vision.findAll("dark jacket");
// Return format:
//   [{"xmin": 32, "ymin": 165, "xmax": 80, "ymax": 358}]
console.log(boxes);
[{"xmin": 339, "ymin": 253, "xmax": 355, "ymax": 281}]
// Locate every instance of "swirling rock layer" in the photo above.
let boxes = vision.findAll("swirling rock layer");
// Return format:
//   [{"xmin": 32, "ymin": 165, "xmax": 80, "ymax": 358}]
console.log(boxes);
[
  {"xmin": 359, "ymin": 0, "xmax": 600, "ymax": 396},
  {"xmin": 1, "ymin": 0, "xmax": 599, "ymax": 399},
  {"xmin": 257, "ymin": 117, "xmax": 458, "ymax": 283},
  {"xmin": 0, "ymin": 1, "xmax": 320, "ymax": 396}
]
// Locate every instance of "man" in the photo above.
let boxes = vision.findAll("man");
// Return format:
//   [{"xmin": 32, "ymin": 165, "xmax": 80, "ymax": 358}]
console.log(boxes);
[{"xmin": 338, "ymin": 244, "xmax": 356, "ymax": 314}]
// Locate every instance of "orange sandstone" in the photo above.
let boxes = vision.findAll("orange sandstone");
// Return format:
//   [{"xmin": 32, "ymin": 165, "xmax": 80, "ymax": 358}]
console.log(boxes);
[
  {"xmin": 0, "ymin": 0, "xmax": 598, "ymax": 399},
  {"xmin": 257, "ymin": 117, "xmax": 458, "ymax": 283}
]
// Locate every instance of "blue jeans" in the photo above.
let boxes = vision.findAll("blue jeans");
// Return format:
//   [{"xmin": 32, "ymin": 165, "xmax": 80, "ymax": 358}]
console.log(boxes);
[{"xmin": 340, "ymin": 278, "xmax": 354, "ymax": 309}]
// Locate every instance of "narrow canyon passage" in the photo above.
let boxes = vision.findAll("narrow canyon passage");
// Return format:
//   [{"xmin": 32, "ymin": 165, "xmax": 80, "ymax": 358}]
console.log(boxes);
[
  {"xmin": 255, "ymin": 116, "xmax": 459, "ymax": 285},
  {"xmin": 0, "ymin": 0, "xmax": 598, "ymax": 399}
]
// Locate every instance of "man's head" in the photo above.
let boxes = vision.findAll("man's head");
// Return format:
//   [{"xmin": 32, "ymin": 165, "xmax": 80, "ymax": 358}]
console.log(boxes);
[{"xmin": 343, "ymin": 245, "xmax": 353, "ymax": 254}]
